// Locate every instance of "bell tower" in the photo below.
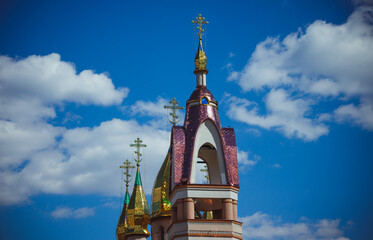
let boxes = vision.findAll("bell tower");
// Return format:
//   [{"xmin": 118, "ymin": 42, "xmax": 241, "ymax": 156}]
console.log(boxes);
[{"xmin": 166, "ymin": 14, "xmax": 243, "ymax": 240}]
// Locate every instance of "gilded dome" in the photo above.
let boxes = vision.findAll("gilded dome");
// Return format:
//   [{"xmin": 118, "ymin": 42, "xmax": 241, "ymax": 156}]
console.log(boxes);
[
  {"xmin": 126, "ymin": 167, "xmax": 150, "ymax": 237},
  {"xmin": 151, "ymin": 149, "xmax": 171, "ymax": 219}
]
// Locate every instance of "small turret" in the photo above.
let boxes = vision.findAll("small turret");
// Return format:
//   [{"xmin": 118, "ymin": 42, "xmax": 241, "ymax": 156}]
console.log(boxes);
[
  {"xmin": 117, "ymin": 159, "xmax": 135, "ymax": 240},
  {"xmin": 126, "ymin": 138, "xmax": 150, "ymax": 240}
]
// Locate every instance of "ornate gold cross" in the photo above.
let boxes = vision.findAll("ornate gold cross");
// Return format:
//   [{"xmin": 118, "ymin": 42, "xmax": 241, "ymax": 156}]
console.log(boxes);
[
  {"xmin": 192, "ymin": 14, "xmax": 209, "ymax": 40},
  {"xmin": 164, "ymin": 97, "xmax": 184, "ymax": 125},
  {"xmin": 119, "ymin": 159, "xmax": 135, "ymax": 187},
  {"xmin": 130, "ymin": 138, "xmax": 147, "ymax": 166},
  {"xmin": 200, "ymin": 165, "xmax": 210, "ymax": 183}
]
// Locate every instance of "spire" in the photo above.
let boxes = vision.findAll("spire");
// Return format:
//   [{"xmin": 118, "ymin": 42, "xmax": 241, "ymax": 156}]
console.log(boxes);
[
  {"xmin": 117, "ymin": 160, "xmax": 135, "ymax": 240},
  {"xmin": 126, "ymin": 138, "xmax": 150, "ymax": 238},
  {"xmin": 192, "ymin": 14, "xmax": 209, "ymax": 86},
  {"xmin": 194, "ymin": 39, "xmax": 208, "ymax": 74}
]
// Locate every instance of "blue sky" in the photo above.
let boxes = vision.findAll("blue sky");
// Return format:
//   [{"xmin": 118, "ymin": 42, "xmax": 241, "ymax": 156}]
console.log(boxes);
[{"xmin": 0, "ymin": 0, "xmax": 372, "ymax": 239}]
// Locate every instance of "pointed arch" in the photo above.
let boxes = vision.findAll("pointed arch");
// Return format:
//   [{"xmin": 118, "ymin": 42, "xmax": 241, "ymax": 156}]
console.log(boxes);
[{"xmin": 190, "ymin": 119, "xmax": 227, "ymax": 184}]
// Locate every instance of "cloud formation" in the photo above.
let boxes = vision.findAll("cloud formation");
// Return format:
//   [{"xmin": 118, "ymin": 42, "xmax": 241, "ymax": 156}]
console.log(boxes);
[
  {"xmin": 227, "ymin": 6, "xmax": 373, "ymax": 139},
  {"xmin": 225, "ymin": 90, "xmax": 329, "ymax": 141},
  {"xmin": 0, "ymin": 118, "xmax": 170, "ymax": 206},
  {"xmin": 240, "ymin": 212, "xmax": 349, "ymax": 240},
  {"xmin": 0, "ymin": 54, "xmax": 169, "ymax": 206},
  {"xmin": 237, "ymin": 149, "xmax": 260, "ymax": 172}
]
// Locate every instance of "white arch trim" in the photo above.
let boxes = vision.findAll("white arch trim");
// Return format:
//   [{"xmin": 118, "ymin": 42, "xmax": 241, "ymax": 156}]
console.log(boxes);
[{"xmin": 190, "ymin": 119, "xmax": 227, "ymax": 184}]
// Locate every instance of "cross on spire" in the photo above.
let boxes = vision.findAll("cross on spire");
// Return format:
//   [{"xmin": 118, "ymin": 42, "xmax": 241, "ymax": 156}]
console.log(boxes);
[
  {"xmin": 119, "ymin": 159, "xmax": 135, "ymax": 187},
  {"xmin": 200, "ymin": 165, "xmax": 210, "ymax": 184},
  {"xmin": 164, "ymin": 97, "xmax": 184, "ymax": 125},
  {"xmin": 192, "ymin": 14, "xmax": 209, "ymax": 40},
  {"xmin": 130, "ymin": 138, "xmax": 147, "ymax": 166}
]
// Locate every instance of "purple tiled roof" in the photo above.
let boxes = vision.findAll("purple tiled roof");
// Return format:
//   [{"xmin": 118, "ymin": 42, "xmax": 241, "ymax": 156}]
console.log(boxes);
[
  {"xmin": 170, "ymin": 86, "xmax": 239, "ymax": 190},
  {"xmin": 221, "ymin": 128, "xmax": 239, "ymax": 188}
]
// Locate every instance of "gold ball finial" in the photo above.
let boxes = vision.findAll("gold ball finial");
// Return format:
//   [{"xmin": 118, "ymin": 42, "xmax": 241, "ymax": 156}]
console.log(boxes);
[{"xmin": 192, "ymin": 14, "xmax": 209, "ymax": 74}]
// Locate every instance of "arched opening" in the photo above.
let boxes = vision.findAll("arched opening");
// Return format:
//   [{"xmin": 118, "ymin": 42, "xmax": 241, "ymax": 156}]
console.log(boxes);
[
  {"xmin": 197, "ymin": 143, "xmax": 221, "ymax": 184},
  {"xmin": 190, "ymin": 120, "xmax": 227, "ymax": 184}
]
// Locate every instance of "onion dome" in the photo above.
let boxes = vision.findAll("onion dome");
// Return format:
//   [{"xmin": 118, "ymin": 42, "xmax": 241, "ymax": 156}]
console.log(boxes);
[
  {"xmin": 150, "ymin": 150, "xmax": 171, "ymax": 219},
  {"xmin": 116, "ymin": 187, "xmax": 130, "ymax": 240},
  {"xmin": 126, "ymin": 166, "xmax": 150, "ymax": 237},
  {"xmin": 194, "ymin": 39, "xmax": 208, "ymax": 74}
]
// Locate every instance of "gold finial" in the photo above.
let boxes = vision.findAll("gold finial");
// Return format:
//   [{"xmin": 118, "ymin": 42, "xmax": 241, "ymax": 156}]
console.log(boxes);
[
  {"xmin": 164, "ymin": 97, "xmax": 184, "ymax": 125},
  {"xmin": 192, "ymin": 14, "xmax": 209, "ymax": 40},
  {"xmin": 130, "ymin": 138, "xmax": 147, "ymax": 167},
  {"xmin": 119, "ymin": 159, "xmax": 135, "ymax": 187},
  {"xmin": 200, "ymin": 165, "xmax": 210, "ymax": 184}
]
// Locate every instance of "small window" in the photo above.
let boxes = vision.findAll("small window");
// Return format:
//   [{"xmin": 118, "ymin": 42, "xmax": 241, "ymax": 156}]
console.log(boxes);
[{"xmin": 201, "ymin": 97, "xmax": 208, "ymax": 104}]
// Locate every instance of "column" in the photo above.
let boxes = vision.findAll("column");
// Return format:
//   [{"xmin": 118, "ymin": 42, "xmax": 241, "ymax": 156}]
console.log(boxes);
[
  {"xmin": 232, "ymin": 200, "xmax": 238, "ymax": 221},
  {"xmin": 222, "ymin": 198, "xmax": 233, "ymax": 220},
  {"xmin": 184, "ymin": 198, "xmax": 195, "ymax": 220}
]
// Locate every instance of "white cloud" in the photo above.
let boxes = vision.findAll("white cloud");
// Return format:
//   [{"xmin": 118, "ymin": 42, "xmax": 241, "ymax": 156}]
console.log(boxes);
[
  {"xmin": 130, "ymin": 96, "xmax": 168, "ymax": 118},
  {"xmin": 0, "ymin": 121, "xmax": 63, "ymax": 168},
  {"xmin": 227, "ymin": 6, "xmax": 373, "ymax": 136},
  {"xmin": 229, "ymin": 7, "xmax": 373, "ymax": 96},
  {"xmin": 0, "ymin": 53, "xmax": 170, "ymax": 206},
  {"xmin": 226, "ymin": 90, "xmax": 329, "ymax": 141},
  {"xmin": 334, "ymin": 101, "xmax": 373, "ymax": 130},
  {"xmin": 240, "ymin": 212, "xmax": 349, "ymax": 240},
  {"xmin": 237, "ymin": 149, "xmax": 260, "ymax": 172},
  {"xmin": 0, "ymin": 53, "xmax": 128, "ymax": 107},
  {"xmin": 129, "ymin": 96, "xmax": 185, "ymax": 129},
  {"xmin": 51, "ymin": 206, "xmax": 95, "ymax": 219}
]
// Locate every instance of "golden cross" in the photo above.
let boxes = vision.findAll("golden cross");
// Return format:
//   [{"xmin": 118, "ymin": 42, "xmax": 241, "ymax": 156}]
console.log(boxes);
[
  {"xmin": 192, "ymin": 14, "xmax": 209, "ymax": 40},
  {"xmin": 119, "ymin": 159, "xmax": 135, "ymax": 187},
  {"xmin": 200, "ymin": 165, "xmax": 210, "ymax": 184},
  {"xmin": 164, "ymin": 97, "xmax": 184, "ymax": 125},
  {"xmin": 130, "ymin": 138, "xmax": 147, "ymax": 166}
]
